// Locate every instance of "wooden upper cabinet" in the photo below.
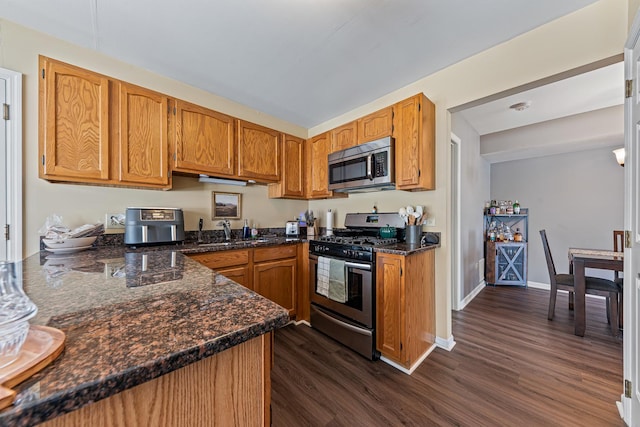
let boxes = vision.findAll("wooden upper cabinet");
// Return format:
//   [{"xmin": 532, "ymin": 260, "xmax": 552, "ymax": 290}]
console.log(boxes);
[
  {"xmin": 331, "ymin": 121, "xmax": 358, "ymax": 153},
  {"xmin": 306, "ymin": 131, "xmax": 333, "ymax": 199},
  {"xmin": 117, "ymin": 82, "xmax": 171, "ymax": 187},
  {"xmin": 237, "ymin": 120, "xmax": 280, "ymax": 183},
  {"xmin": 173, "ymin": 100, "xmax": 235, "ymax": 177},
  {"xmin": 357, "ymin": 106, "xmax": 393, "ymax": 144},
  {"xmin": 394, "ymin": 93, "xmax": 435, "ymax": 191},
  {"xmin": 39, "ymin": 56, "xmax": 110, "ymax": 182},
  {"xmin": 268, "ymin": 134, "xmax": 305, "ymax": 199}
]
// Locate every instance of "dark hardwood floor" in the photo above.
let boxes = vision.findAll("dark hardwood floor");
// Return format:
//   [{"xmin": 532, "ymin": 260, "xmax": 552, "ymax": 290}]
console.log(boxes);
[{"xmin": 271, "ymin": 286, "xmax": 624, "ymax": 426}]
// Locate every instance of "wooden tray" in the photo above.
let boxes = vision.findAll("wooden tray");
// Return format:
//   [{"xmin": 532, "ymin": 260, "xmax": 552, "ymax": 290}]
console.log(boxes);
[{"xmin": 0, "ymin": 325, "xmax": 65, "ymax": 410}]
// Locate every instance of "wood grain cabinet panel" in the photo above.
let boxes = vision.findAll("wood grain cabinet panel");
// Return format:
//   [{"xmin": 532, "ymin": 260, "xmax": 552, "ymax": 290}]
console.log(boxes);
[
  {"xmin": 394, "ymin": 93, "xmax": 435, "ymax": 191},
  {"xmin": 376, "ymin": 250, "xmax": 435, "ymax": 368},
  {"xmin": 268, "ymin": 134, "xmax": 305, "ymax": 199},
  {"xmin": 357, "ymin": 106, "xmax": 393, "ymax": 144},
  {"xmin": 118, "ymin": 82, "xmax": 170, "ymax": 187},
  {"xmin": 376, "ymin": 254, "xmax": 403, "ymax": 362},
  {"xmin": 216, "ymin": 265, "xmax": 252, "ymax": 289},
  {"xmin": 254, "ymin": 258, "xmax": 297, "ymax": 317},
  {"xmin": 306, "ymin": 131, "xmax": 333, "ymax": 199},
  {"xmin": 40, "ymin": 334, "xmax": 271, "ymax": 427},
  {"xmin": 173, "ymin": 100, "xmax": 235, "ymax": 177},
  {"xmin": 331, "ymin": 121, "xmax": 358, "ymax": 152},
  {"xmin": 237, "ymin": 120, "xmax": 280, "ymax": 183},
  {"xmin": 39, "ymin": 56, "xmax": 111, "ymax": 182}
]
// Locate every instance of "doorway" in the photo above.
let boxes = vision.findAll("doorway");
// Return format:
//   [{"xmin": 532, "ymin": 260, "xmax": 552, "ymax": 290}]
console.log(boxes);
[{"xmin": 0, "ymin": 67, "xmax": 23, "ymax": 261}]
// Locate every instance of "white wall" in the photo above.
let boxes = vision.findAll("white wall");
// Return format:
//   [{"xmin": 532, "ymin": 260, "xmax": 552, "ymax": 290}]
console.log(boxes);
[
  {"xmin": 490, "ymin": 147, "xmax": 624, "ymax": 284},
  {"xmin": 451, "ymin": 114, "xmax": 490, "ymax": 301}
]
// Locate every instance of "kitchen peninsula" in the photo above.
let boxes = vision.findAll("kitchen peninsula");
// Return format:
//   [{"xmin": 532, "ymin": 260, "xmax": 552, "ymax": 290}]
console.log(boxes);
[{"xmin": 0, "ymin": 246, "xmax": 289, "ymax": 426}]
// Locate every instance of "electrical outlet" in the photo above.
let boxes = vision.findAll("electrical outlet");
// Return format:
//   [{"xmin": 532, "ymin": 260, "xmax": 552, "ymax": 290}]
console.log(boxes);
[
  {"xmin": 425, "ymin": 217, "xmax": 435, "ymax": 226},
  {"xmin": 105, "ymin": 213, "xmax": 125, "ymax": 229}
]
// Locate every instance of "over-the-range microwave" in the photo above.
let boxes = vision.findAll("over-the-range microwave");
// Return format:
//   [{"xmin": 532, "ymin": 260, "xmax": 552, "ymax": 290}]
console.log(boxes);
[{"xmin": 328, "ymin": 136, "xmax": 395, "ymax": 193}]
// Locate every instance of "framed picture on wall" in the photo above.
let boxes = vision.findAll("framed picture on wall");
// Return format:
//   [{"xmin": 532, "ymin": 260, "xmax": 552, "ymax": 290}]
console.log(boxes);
[{"xmin": 212, "ymin": 192, "xmax": 242, "ymax": 219}]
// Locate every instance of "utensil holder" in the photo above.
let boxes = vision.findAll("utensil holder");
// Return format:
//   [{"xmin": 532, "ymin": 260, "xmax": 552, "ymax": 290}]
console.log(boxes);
[{"xmin": 405, "ymin": 225, "xmax": 421, "ymax": 245}]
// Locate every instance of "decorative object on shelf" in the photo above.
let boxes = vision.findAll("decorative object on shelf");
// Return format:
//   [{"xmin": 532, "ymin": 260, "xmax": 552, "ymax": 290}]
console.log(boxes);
[
  {"xmin": 212, "ymin": 192, "xmax": 241, "ymax": 219},
  {"xmin": 483, "ymin": 208, "xmax": 528, "ymax": 286}
]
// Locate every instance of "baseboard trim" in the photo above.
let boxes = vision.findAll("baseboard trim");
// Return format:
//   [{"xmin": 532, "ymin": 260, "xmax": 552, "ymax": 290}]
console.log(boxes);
[
  {"xmin": 435, "ymin": 335, "xmax": 456, "ymax": 351},
  {"xmin": 527, "ymin": 281, "xmax": 550, "ymax": 290},
  {"xmin": 456, "ymin": 281, "xmax": 486, "ymax": 311},
  {"xmin": 380, "ymin": 343, "xmax": 437, "ymax": 375},
  {"xmin": 294, "ymin": 319, "xmax": 311, "ymax": 327}
]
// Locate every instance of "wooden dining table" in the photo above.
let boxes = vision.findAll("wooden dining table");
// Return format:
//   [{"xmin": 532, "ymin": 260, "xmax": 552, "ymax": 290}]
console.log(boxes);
[{"xmin": 568, "ymin": 248, "xmax": 623, "ymax": 336}]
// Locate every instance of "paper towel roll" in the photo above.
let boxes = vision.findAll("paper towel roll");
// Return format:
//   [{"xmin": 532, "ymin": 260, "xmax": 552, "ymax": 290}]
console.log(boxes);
[{"xmin": 326, "ymin": 210, "xmax": 333, "ymax": 236}]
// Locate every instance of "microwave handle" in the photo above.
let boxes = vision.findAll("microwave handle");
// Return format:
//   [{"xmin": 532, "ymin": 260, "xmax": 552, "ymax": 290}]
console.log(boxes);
[{"xmin": 366, "ymin": 154, "xmax": 374, "ymax": 180}]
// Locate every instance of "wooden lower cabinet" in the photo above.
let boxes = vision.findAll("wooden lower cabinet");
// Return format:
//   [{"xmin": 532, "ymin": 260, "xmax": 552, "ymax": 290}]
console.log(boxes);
[
  {"xmin": 41, "ymin": 333, "xmax": 272, "ymax": 427},
  {"xmin": 216, "ymin": 265, "xmax": 252, "ymax": 289},
  {"xmin": 254, "ymin": 258, "xmax": 296, "ymax": 317},
  {"xmin": 376, "ymin": 250, "xmax": 435, "ymax": 369},
  {"xmin": 189, "ymin": 245, "xmax": 300, "ymax": 318}
]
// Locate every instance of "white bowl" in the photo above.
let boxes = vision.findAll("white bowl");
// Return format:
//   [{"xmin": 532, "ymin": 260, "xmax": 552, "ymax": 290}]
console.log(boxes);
[{"xmin": 43, "ymin": 236, "xmax": 97, "ymax": 249}]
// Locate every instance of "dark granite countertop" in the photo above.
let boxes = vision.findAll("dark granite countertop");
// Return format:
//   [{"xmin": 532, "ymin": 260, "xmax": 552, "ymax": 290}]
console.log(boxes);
[
  {"xmin": 0, "ymin": 245, "xmax": 290, "ymax": 427},
  {"xmin": 374, "ymin": 241, "xmax": 440, "ymax": 255}
]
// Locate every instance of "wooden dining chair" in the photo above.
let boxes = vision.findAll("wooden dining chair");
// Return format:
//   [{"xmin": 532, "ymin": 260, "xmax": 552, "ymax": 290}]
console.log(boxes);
[{"xmin": 540, "ymin": 230, "xmax": 621, "ymax": 334}]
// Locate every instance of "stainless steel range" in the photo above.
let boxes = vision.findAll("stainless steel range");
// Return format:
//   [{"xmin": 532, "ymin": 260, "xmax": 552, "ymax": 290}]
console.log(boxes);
[{"xmin": 309, "ymin": 212, "xmax": 404, "ymax": 360}]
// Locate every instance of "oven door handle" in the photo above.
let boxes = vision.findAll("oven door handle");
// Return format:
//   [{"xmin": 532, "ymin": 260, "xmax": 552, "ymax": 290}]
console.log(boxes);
[
  {"xmin": 345, "ymin": 261, "xmax": 371, "ymax": 271},
  {"xmin": 312, "ymin": 306, "xmax": 372, "ymax": 336}
]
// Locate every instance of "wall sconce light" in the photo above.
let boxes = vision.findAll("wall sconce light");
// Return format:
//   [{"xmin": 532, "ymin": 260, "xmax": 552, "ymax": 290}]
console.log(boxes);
[{"xmin": 613, "ymin": 148, "xmax": 625, "ymax": 167}]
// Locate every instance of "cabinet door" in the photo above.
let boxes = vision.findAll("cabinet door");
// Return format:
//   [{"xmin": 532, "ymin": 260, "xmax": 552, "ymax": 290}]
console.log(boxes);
[
  {"xmin": 118, "ymin": 82, "xmax": 170, "ymax": 187},
  {"xmin": 254, "ymin": 258, "xmax": 296, "ymax": 316},
  {"xmin": 375, "ymin": 253, "xmax": 403, "ymax": 362},
  {"xmin": 217, "ymin": 265, "xmax": 252, "ymax": 289},
  {"xmin": 39, "ymin": 56, "xmax": 110, "ymax": 181},
  {"xmin": 237, "ymin": 120, "xmax": 280, "ymax": 182},
  {"xmin": 495, "ymin": 243, "xmax": 527, "ymax": 285},
  {"xmin": 331, "ymin": 121, "xmax": 358, "ymax": 153},
  {"xmin": 188, "ymin": 249, "xmax": 250, "ymax": 270},
  {"xmin": 306, "ymin": 131, "xmax": 332, "ymax": 199},
  {"xmin": 268, "ymin": 134, "xmax": 305, "ymax": 198},
  {"xmin": 174, "ymin": 100, "xmax": 235, "ymax": 177},
  {"xmin": 357, "ymin": 106, "xmax": 393, "ymax": 144},
  {"xmin": 394, "ymin": 93, "xmax": 435, "ymax": 191}
]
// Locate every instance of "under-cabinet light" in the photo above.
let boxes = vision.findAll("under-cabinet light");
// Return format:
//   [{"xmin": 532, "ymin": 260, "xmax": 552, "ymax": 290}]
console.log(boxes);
[{"xmin": 198, "ymin": 175, "xmax": 253, "ymax": 186}]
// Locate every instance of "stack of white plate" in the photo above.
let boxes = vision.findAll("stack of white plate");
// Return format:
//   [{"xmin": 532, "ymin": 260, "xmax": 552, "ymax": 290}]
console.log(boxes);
[{"xmin": 43, "ymin": 236, "xmax": 97, "ymax": 254}]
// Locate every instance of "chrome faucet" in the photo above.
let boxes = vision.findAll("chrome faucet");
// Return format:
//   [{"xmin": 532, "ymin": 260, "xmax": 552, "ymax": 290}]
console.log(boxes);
[
  {"xmin": 197, "ymin": 218, "xmax": 204, "ymax": 243},
  {"xmin": 217, "ymin": 219, "xmax": 231, "ymax": 241}
]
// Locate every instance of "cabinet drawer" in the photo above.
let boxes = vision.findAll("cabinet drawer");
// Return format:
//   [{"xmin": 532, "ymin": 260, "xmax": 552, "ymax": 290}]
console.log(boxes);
[
  {"xmin": 253, "ymin": 245, "xmax": 297, "ymax": 263},
  {"xmin": 189, "ymin": 249, "xmax": 250, "ymax": 269}
]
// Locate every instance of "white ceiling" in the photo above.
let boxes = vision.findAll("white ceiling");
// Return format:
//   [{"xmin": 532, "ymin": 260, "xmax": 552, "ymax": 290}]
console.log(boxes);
[
  {"xmin": 459, "ymin": 61, "xmax": 624, "ymax": 136},
  {"xmin": 0, "ymin": 0, "xmax": 599, "ymax": 129}
]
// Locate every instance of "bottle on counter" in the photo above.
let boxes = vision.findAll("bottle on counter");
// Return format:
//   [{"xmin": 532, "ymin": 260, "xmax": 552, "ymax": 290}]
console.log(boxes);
[
  {"xmin": 513, "ymin": 200, "xmax": 521, "ymax": 214},
  {"xmin": 242, "ymin": 219, "xmax": 250, "ymax": 239},
  {"xmin": 251, "ymin": 223, "xmax": 258, "ymax": 238}
]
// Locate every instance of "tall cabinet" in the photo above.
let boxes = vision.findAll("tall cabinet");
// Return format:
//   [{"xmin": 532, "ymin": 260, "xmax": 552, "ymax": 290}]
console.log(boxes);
[{"xmin": 484, "ymin": 209, "xmax": 528, "ymax": 286}]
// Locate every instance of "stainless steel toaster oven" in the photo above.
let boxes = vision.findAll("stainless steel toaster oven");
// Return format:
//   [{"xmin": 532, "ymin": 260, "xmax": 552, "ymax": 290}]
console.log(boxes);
[{"xmin": 124, "ymin": 207, "xmax": 185, "ymax": 246}]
